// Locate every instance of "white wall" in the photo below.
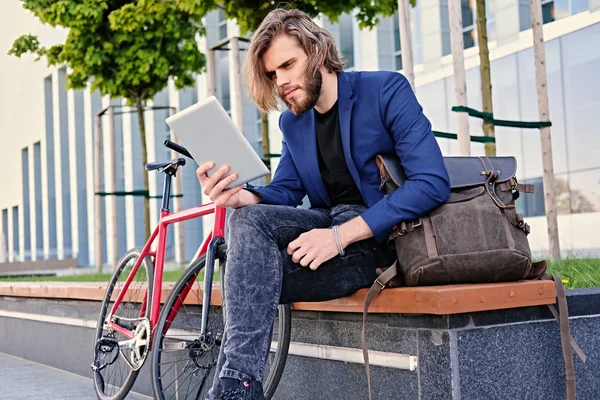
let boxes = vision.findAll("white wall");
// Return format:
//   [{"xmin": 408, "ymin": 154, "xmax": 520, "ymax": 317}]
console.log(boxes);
[{"xmin": 0, "ymin": 3, "xmax": 67, "ymax": 210}]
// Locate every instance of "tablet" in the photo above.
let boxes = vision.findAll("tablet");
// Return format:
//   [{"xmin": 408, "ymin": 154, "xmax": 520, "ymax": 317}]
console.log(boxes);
[{"xmin": 166, "ymin": 96, "xmax": 270, "ymax": 189}]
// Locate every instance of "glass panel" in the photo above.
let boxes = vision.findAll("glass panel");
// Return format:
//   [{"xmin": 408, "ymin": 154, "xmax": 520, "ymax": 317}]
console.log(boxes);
[
  {"xmin": 463, "ymin": 29, "xmax": 475, "ymax": 49},
  {"xmin": 567, "ymin": 169, "xmax": 600, "ymax": 214},
  {"xmin": 395, "ymin": 54, "xmax": 402, "ymax": 71},
  {"xmin": 553, "ymin": 0, "xmax": 570, "ymax": 19},
  {"xmin": 393, "ymin": 11, "xmax": 401, "ymax": 52},
  {"xmin": 219, "ymin": 24, "xmax": 227, "ymax": 40},
  {"xmin": 462, "ymin": 0, "xmax": 475, "ymax": 27},
  {"xmin": 440, "ymin": 6, "xmax": 452, "ymax": 56},
  {"xmin": 339, "ymin": 14, "xmax": 355, "ymax": 69},
  {"xmin": 418, "ymin": 80, "xmax": 451, "ymax": 154},
  {"xmin": 515, "ymin": 177, "xmax": 545, "ymax": 217},
  {"xmin": 572, "ymin": 0, "xmax": 589, "ymax": 14},
  {"xmin": 519, "ymin": 3, "xmax": 531, "ymax": 32},
  {"xmin": 542, "ymin": 1, "xmax": 555, "ymax": 24},
  {"xmin": 561, "ymin": 24, "xmax": 600, "ymax": 172},
  {"xmin": 490, "ymin": 54, "xmax": 525, "ymax": 167},
  {"xmin": 217, "ymin": 52, "xmax": 231, "ymax": 112}
]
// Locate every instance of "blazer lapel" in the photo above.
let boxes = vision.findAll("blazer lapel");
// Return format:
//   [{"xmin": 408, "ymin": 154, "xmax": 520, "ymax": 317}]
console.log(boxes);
[
  {"xmin": 338, "ymin": 72, "xmax": 361, "ymax": 189},
  {"xmin": 301, "ymin": 111, "xmax": 331, "ymax": 206}
]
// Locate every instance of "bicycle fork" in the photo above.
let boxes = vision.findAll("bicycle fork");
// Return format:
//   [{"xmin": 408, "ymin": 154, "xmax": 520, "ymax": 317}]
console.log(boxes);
[{"xmin": 201, "ymin": 237, "xmax": 225, "ymax": 336}]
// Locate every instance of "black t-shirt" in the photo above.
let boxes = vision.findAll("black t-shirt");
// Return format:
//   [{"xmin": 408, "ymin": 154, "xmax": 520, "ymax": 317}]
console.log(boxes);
[{"xmin": 314, "ymin": 101, "xmax": 365, "ymax": 207}]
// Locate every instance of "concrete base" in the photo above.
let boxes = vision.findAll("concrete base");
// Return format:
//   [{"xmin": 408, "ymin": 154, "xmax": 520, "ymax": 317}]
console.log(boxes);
[{"xmin": 0, "ymin": 289, "xmax": 599, "ymax": 399}]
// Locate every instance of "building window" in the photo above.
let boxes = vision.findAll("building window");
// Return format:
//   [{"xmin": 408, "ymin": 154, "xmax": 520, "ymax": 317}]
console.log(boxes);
[
  {"xmin": 218, "ymin": 8, "xmax": 227, "ymax": 40},
  {"xmin": 520, "ymin": 0, "xmax": 589, "ymax": 31},
  {"xmin": 393, "ymin": 12, "xmax": 403, "ymax": 71},
  {"xmin": 442, "ymin": 0, "xmax": 495, "ymax": 54},
  {"xmin": 339, "ymin": 14, "xmax": 355, "ymax": 70},
  {"xmin": 461, "ymin": 0, "xmax": 495, "ymax": 50}
]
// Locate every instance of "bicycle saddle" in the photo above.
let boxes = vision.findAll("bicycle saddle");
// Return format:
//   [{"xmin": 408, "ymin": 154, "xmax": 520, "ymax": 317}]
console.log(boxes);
[{"xmin": 145, "ymin": 157, "xmax": 186, "ymax": 172}]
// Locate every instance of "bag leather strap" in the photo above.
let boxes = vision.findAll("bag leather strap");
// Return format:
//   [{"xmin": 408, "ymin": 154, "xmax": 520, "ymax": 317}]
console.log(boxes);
[
  {"xmin": 362, "ymin": 262, "xmax": 399, "ymax": 400},
  {"xmin": 422, "ymin": 217, "xmax": 438, "ymax": 258}
]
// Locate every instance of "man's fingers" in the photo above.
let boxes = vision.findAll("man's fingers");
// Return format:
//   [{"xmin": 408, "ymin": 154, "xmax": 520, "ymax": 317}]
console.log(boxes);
[
  {"xmin": 196, "ymin": 162, "xmax": 215, "ymax": 179},
  {"xmin": 202, "ymin": 165, "xmax": 230, "ymax": 197},
  {"xmin": 292, "ymin": 247, "xmax": 308, "ymax": 263},
  {"xmin": 288, "ymin": 239, "xmax": 301, "ymax": 255},
  {"xmin": 300, "ymin": 252, "xmax": 315, "ymax": 267},
  {"xmin": 309, "ymin": 258, "xmax": 323, "ymax": 270},
  {"xmin": 210, "ymin": 173, "xmax": 237, "ymax": 198}
]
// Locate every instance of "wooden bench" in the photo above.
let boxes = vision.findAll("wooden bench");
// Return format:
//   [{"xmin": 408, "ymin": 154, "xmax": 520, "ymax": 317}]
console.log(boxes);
[{"xmin": 0, "ymin": 280, "xmax": 556, "ymax": 315}]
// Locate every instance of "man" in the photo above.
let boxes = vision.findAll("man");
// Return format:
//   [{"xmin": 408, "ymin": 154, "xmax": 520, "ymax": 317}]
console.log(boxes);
[{"xmin": 197, "ymin": 8, "xmax": 450, "ymax": 400}]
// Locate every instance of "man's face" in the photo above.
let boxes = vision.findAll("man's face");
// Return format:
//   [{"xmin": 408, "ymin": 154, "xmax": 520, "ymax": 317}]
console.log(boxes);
[{"xmin": 262, "ymin": 33, "xmax": 322, "ymax": 115}]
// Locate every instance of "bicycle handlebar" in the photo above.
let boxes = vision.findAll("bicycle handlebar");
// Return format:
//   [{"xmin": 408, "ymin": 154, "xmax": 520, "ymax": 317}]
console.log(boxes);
[{"xmin": 164, "ymin": 139, "xmax": 194, "ymax": 160}]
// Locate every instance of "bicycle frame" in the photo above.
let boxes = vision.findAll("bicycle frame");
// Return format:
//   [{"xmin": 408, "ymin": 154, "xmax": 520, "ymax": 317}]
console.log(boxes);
[{"xmin": 106, "ymin": 165, "xmax": 227, "ymax": 341}]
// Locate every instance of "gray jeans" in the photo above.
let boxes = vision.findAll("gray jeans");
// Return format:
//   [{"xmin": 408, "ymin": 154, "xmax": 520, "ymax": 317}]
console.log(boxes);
[{"xmin": 207, "ymin": 204, "xmax": 396, "ymax": 398}]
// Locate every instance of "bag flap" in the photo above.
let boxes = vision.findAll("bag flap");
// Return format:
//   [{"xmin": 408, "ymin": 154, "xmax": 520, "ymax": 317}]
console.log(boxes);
[{"xmin": 377, "ymin": 155, "xmax": 517, "ymax": 189}]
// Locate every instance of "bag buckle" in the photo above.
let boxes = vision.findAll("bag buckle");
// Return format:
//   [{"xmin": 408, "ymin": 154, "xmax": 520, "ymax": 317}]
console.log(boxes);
[{"xmin": 411, "ymin": 219, "xmax": 422, "ymax": 229}]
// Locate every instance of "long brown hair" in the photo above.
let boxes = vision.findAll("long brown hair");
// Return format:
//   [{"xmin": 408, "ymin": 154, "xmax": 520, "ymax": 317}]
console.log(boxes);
[{"xmin": 244, "ymin": 9, "xmax": 345, "ymax": 112}]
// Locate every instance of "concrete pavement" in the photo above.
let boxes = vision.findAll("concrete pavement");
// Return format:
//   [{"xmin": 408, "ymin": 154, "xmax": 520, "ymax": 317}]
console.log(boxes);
[{"xmin": 0, "ymin": 353, "xmax": 151, "ymax": 400}]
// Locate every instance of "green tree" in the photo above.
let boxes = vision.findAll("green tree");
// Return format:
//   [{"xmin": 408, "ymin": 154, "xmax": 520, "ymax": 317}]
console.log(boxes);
[
  {"xmin": 9, "ymin": 0, "xmax": 208, "ymax": 257},
  {"xmin": 202, "ymin": 0, "xmax": 411, "ymax": 35}
]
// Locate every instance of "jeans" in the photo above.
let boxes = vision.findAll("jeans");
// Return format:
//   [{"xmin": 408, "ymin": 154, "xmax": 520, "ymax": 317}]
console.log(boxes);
[{"xmin": 207, "ymin": 204, "xmax": 397, "ymax": 398}]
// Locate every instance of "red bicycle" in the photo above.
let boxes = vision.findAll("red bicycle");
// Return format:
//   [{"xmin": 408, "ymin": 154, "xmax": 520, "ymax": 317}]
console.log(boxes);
[{"xmin": 91, "ymin": 140, "xmax": 291, "ymax": 400}]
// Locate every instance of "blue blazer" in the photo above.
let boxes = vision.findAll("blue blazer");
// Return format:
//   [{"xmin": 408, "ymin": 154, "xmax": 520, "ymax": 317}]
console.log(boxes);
[{"xmin": 253, "ymin": 71, "xmax": 450, "ymax": 242}]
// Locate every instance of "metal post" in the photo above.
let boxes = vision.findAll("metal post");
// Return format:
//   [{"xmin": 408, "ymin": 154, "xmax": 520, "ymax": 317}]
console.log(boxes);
[
  {"xmin": 530, "ymin": 0, "xmax": 561, "ymax": 261},
  {"xmin": 207, "ymin": 49, "xmax": 217, "ymax": 98},
  {"xmin": 398, "ymin": 0, "xmax": 415, "ymax": 92},
  {"xmin": 448, "ymin": 0, "xmax": 471, "ymax": 156},
  {"xmin": 170, "ymin": 107, "xmax": 185, "ymax": 265},
  {"xmin": 230, "ymin": 37, "xmax": 244, "ymax": 133},
  {"xmin": 107, "ymin": 106, "xmax": 119, "ymax": 268},
  {"xmin": 94, "ymin": 114, "xmax": 103, "ymax": 272}
]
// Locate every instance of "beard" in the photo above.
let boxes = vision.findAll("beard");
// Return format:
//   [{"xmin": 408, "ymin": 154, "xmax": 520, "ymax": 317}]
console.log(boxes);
[{"xmin": 279, "ymin": 69, "xmax": 322, "ymax": 115}]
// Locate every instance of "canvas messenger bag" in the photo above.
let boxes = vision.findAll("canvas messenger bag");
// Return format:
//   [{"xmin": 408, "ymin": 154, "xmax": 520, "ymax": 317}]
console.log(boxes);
[{"xmin": 360, "ymin": 155, "xmax": 586, "ymax": 400}]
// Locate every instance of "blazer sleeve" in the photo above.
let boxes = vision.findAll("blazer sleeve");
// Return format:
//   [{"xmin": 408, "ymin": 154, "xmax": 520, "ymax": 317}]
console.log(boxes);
[
  {"xmin": 244, "ymin": 114, "xmax": 307, "ymax": 207},
  {"xmin": 360, "ymin": 73, "xmax": 451, "ymax": 242}
]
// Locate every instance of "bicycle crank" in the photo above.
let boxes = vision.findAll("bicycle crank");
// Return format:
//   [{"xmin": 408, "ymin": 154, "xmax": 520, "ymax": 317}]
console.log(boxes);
[{"xmin": 118, "ymin": 318, "xmax": 151, "ymax": 371}]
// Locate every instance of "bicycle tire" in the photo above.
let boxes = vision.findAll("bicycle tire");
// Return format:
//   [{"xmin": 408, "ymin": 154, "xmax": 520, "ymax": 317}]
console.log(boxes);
[
  {"xmin": 263, "ymin": 303, "xmax": 291, "ymax": 399},
  {"xmin": 92, "ymin": 248, "xmax": 154, "ymax": 400}
]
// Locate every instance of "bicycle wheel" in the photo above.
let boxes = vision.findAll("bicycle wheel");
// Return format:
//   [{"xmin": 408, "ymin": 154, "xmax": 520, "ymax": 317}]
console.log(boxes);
[
  {"xmin": 152, "ymin": 244, "xmax": 292, "ymax": 400},
  {"xmin": 92, "ymin": 248, "xmax": 154, "ymax": 400},
  {"xmin": 262, "ymin": 303, "xmax": 291, "ymax": 399}
]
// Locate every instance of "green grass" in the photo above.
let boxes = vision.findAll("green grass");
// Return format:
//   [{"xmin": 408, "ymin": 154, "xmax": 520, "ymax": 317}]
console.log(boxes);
[
  {"xmin": 546, "ymin": 257, "xmax": 600, "ymax": 289},
  {"xmin": 1, "ymin": 259, "xmax": 597, "ymax": 289},
  {"xmin": 0, "ymin": 268, "xmax": 220, "ymax": 283}
]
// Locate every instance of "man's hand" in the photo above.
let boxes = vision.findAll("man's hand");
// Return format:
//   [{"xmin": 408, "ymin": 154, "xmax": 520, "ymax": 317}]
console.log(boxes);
[
  {"xmin": 287, "ymin": 228, "xmax": 339, "ymax": 270},
  {"xmin": 196, "ymin": 162, "xmax": 261, "ymax": 208},
  {"xmin": 287, "ymin": 217, "xmax": 375, "ymax": 270}
]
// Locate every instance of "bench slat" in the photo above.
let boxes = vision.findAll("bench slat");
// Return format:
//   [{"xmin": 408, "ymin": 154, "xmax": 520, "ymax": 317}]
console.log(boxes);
[
  {"xmin": 291, "ymin": 280, "xmax": 556, "ymax": 314},
  {"xmin": 0, "ymin": 280, "xmax": 556, "ymax": 315}
]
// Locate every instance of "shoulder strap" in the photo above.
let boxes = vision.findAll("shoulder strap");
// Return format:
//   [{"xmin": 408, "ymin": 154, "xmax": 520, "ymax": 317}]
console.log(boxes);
[
  {"xmin": 543, "ymin": 273, "xmax": 586, "ymax": 400},
  {"xmin": 362, "ymin": 262, "xmax": 399, "ymax": 400}
]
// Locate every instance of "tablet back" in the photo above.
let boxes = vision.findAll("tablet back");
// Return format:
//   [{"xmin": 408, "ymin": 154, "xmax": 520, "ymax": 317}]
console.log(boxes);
[{"xmin": 166, "ymin": 96, "xmax": 270, "ymax": 188}]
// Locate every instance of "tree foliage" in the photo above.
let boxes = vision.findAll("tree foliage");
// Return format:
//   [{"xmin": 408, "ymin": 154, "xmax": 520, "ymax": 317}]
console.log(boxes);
[
  {"xmin": 184, "ymin": 0, "xmax": 415, "ymax": 36},
  {"xmin": 9, "ymin": 0, "xmax": 207, "ymax": 104}
]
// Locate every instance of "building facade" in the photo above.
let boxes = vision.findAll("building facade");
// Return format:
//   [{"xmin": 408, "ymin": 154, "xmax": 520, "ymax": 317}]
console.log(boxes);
[{"xmin": 1, "ymin": 0, "xmax": 599, "ymax": 267}]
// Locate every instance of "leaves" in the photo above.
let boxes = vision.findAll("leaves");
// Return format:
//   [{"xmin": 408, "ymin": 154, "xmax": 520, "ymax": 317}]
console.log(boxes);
[
  {"xmin": 197, "ymin": 0, "xmax": 412, "ymax": 35},
  {"xmin": 9, "ymin": 0, "xmax": 208, "ymax": 105}
]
